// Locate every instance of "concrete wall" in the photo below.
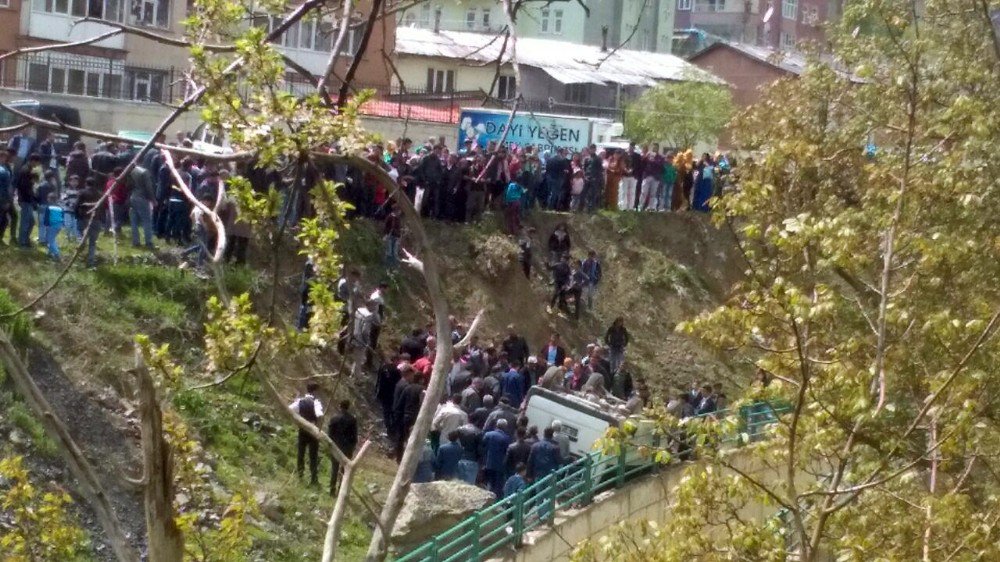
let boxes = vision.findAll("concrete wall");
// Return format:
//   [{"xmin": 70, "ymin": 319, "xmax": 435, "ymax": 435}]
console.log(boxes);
[{"xmin": 497, "ymin": 453, "xmax": 795, "ymax": 562}]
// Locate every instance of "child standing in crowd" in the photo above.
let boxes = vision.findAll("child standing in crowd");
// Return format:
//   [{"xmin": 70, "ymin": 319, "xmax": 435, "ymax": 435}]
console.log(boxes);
[{"xmin": 42, "ymin": 192, "xmax": 64, "ymax": 261}]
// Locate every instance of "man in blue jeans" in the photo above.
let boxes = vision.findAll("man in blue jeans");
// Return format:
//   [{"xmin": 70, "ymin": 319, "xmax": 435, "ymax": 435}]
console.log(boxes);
[
  {"xmin": 127, "ymin": 166, "xmax": 156, "ymax": 250},
  {"xmin": 14, "ymin": 154, "xmax": 41, "ymax": 248}
]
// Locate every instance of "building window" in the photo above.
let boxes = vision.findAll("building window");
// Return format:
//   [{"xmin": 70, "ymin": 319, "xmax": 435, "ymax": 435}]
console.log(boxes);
[
  {"xmin": 23, "ymin": 54, "xmax": 124, "ymax": 99},
  {"xmin": 419, "ymin": 3, "xmax": 431, "ymax": 26},
  {"xmin": 125, "ymin": 69, "xmax": 166, "ymax": 101},
  {"xmin": 497, "ymin": 75, "xmax": 515, "ymax": 99},
  {"xmin": 426, "ymin": 68, "xmax": 455, "ymax": 93},
  {"xmin": 541, "ymin": 7, "xmax": 549, "ymax": 32},
  {"xmin": 780, "ymin": 30, "xmax": 796, "ymax": 48},
  {"xmin": 803, "ymin": 5, "xmax": 819, "ymax": 24},
  {"xmin": 131, "ymin": 0, "xmax": 168, "ymax": 27},
  {"xmin": 269, "ymin": 16, "xmax": 348, "ymax": 53},
  {"xmin": 554, "ymin": 9, "xmax": 563, "ymax": 33},
  {"xmin": 694, "ymin": 0, "xmax": 725, "ymax": 11},
  {"xmin": 465, "ymin": 8, "xmax": 476, "ymax": 29},
  {"xmin": 37, "ymin": 0, "xmax": 125, "ymax": 20},
  {"xmin": 781, "ymin": 0, "xmax": 797, "ymax": 19},
  {"xmin": 481, "ymin": 8, "xmax": 491, "ymax": 29},
  {"xmin": 565, "ymin": 83, "xmax": 589, "ymax": 104},
  {"xmin": 677, "ymin": 0, "xmax": 692, "ymax": 10}
]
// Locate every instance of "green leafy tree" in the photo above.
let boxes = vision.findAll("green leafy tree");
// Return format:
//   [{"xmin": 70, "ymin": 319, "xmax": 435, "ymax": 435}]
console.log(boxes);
[
  {"xmin": 576, "ymin": 0, "xmax": 1000, "ymax": 560},
  {"xmin": 623, "ymin": 79, "xmax": 733, "ymax": 148},
  {"xmin": 0, "ymin": 456, "xmax": 89, "ymax": 561}
]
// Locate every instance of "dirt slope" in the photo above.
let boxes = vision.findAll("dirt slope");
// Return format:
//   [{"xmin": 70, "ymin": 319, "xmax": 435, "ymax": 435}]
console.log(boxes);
[{"xmin": 343, "ymin": 210, "xmax": 748, "ymax": 395}]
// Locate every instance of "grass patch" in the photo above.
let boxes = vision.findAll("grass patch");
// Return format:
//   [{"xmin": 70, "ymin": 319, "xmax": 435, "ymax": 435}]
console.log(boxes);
[
  {"xmin": 6, "ymin": 401, "xmax": 59, "ymax": 458},
  {"xmin": 636, "ymin": 249, "xmax": 709, "ymax": 299},
  {"xmin": 0, "ymin": 289, "xmax": 32, "ymax": 344}
]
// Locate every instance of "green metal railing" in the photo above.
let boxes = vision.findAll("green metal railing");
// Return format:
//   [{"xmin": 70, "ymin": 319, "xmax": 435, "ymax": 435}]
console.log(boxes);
[{"xmin": 395, "ymin": 402, "xmax": 788, "ymax": 562}]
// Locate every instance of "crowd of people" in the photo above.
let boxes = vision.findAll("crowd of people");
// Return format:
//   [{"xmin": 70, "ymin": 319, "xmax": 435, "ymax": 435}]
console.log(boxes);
[
  {"xmin": 341, "ymin": 136, "xmax": 735, "ymax": 238},
  {"xmin": 290, "ymin": 301, "xmax": 733, "ymax": 505},
  {"xmin": 0, "ymin": 130, "xmax": 260, "ymax": 267}
]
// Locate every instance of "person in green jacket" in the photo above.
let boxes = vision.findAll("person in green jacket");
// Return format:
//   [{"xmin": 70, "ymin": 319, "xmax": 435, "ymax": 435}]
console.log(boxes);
[{"xmin": 660, "ymin": 151, "xmax": 678, "ymax": 212}]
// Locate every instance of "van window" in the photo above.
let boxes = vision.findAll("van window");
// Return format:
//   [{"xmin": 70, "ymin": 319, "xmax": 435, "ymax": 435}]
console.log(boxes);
[{"xmin": 0, "ymin": 109, "xmax": 19, "ymax": 129}]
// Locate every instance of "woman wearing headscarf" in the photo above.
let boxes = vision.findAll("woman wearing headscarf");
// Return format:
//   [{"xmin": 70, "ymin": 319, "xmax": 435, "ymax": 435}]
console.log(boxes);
[
  {"xmin": 692, "ymin": 153, "xmax": 715, "ymax": 212},
  {"xmin": 605, "ymin": 149, "xmax": 624, "ymax": 210}
]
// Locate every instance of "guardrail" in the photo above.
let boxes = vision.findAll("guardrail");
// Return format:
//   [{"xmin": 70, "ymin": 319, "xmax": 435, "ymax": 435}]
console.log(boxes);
[{"xmin": 395, "ymin": 401, "xmax": 789, "ymax": 562}]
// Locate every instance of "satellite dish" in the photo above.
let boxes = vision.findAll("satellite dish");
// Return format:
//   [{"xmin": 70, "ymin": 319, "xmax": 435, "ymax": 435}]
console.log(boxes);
[{"xmin": 763, "ymin": 6, "xmax": 774, "ymax": 22}]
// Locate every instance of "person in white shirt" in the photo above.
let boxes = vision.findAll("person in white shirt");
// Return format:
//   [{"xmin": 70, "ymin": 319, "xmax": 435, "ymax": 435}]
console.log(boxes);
[
  {"xmin": 432, "ymin": 395, "xmax": 470, "ymax": 444},
  {"xmin": 551, "ymin": 420, "xmax": 571, "ymax": 462},
  {"xmin": 289, "ymin": 383, "xmax": 325, "ymax": 485},
  {"xmin": 367, "ymin": 282, "xmax": 389, "ymax": 366}
]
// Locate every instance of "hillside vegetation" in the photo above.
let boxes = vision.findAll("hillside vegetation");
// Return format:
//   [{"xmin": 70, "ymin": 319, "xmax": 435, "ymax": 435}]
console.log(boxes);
[{"xmin": 0, "ymin": 210, "xmax": 746, "ymax": 560}]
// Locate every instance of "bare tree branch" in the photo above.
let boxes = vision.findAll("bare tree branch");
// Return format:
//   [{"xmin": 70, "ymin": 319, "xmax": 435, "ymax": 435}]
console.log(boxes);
[
  {"xmin": 319, "ymin": 0, "xmax": 355, "ymax": 103},
  {"xmin": 337, "ymin": 0, "xmax": 386, "ymax": 107}
]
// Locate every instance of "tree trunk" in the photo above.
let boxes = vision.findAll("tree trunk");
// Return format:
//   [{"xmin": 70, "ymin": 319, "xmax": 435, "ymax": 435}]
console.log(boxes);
[
  {"xmin": 322, "ymin": 441, "xmax": 371, "ymax": 562},
  {"xmin": 0, "ymin": 335, "xmax": 140, "ymax": 562},
  {"xmin": 134, "ymin": 353, "xmax": 185, "ymax": 562}
]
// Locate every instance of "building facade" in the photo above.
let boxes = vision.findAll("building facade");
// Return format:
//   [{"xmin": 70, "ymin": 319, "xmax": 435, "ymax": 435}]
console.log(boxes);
[
  {"xmin": 398, "ymin": 0, "xmax": 676, "ymax": 54},
  {"xmin": 393, "ymin": 27, "xmax": 721, "ymax": 122},
  {"xmin": 673, "ymin": 0, "xmax": 839, "ymax": 52},
  {"xmin": 0, "ymin": 0, "xmax": 393, "ymax": 132}
]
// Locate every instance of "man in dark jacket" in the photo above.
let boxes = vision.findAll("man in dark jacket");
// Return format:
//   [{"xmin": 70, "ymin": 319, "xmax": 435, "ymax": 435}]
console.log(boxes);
[
  {"xmin": 527, "ymin": 427, "xmax": 562, "ymax": 481},
  {"xmin": 582, "ymin": 145, "xmax": 604, "ymax": 212},
  {"xmin": 434, "ymin": 430, "xmax": 463, "ymax": 480},
  {"xmin": 548, "ymin": 255, "xmax": 572, "ymax": 315},
  {"xmin": 415, "ymin": 145, "xmax": 445, "ymax": 218},
  {"xmin": 605, "ymin": 317, "xmax": 630, "ymax": 374},
  {"xmin": 505, "ymin": 427, "xmax": 532, "ymax": 478},
  {"xmin": 128, "ymin": 166, "xmax": 157, "ymax": 249},
  {"xmin": 484, "ymin": 396, "xmax": 518, "ymax": 437},
  {"xmin": 399, "ymin": 371, "xmax": 425, "ymax": 460},
  {"xmin": 545, "ymin": 148, "xmax": 570, "ymax": 210},
  {"xmin": 289, "ymin": 383, "xmax": 324, "ymax": 486},
  {"xmin": 65, "ymin": 141, "xmax": 90, "ymax": 182},
  {"xmin": 89, "ymin": 142, "xmax": 117, "ymax": 180},
  {"xmin": 14, "ymin": 154, "xmax": 41, "ymax": 247},
  {"xmin": 392, "ymin": 365, "xmax": 414, "ymax": 459},
  {"xmin": 399, "ymin": 329, "xmax": 425, "ymax": 361},
  {"xmin": 480, "ymin": 419, "xmax": 512, "ymax": 497},
  {"xmin": 327, "ymin": 400, "xmax": 358, "ymax": 495},
  {"xmin": 501, "ymin": 325, "xmax": 530, "ymax": 367},
  {"xmin": 374, "ymin": 356, "xmax": 401, "ymax": 441}
]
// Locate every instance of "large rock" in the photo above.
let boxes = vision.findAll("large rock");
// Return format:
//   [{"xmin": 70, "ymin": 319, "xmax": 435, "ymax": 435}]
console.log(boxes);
[{"xmin": 392, "ymin": 481, "xmax": 496, "ymax": 552}]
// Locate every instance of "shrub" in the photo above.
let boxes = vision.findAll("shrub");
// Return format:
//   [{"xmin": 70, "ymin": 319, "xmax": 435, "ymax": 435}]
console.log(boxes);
[{"xmin": 471, "ymin": 233, "xmax": 520, "ymax": 278}]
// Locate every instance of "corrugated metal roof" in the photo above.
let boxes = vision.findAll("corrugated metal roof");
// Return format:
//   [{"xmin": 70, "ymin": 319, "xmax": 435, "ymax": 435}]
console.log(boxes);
[
  {"xmin": 395, "ymin": 27, "xmax": 724, "ymax": 86},
  {"xmin": 540, "ymin": 67, "xmax": 608, "ymax": 85}
]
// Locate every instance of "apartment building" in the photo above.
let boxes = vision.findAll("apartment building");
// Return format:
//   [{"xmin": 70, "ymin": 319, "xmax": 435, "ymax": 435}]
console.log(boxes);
[
  {"xmin": 673, "ymin": 0, "xmax": 838, "ymax": 51},
  {"xmin": 0, "ymin": 0, "xmax": 393, "ymax": 109},
  {"xmin": 398, "ymin": 0, "xmax": 676, "ymax": 54}
]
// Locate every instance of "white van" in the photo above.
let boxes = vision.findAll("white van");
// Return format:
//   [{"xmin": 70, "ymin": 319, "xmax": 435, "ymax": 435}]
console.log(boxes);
[
  {"xmin": 522, "ymin": 387, "xmax": 656, "ymax": 464},
  {"xmin": 189, "ymin": 122, "xmax": 233, "ymax": 155}
]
